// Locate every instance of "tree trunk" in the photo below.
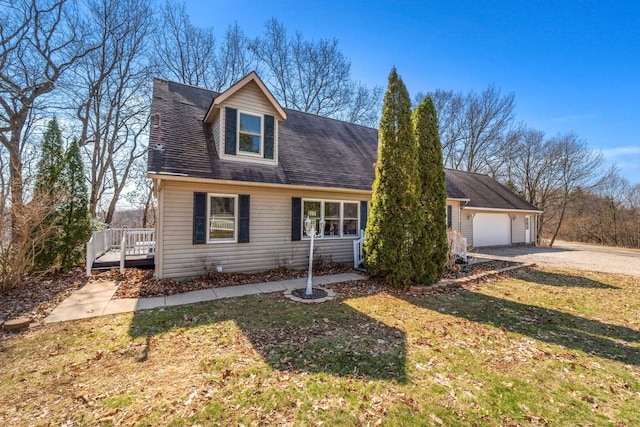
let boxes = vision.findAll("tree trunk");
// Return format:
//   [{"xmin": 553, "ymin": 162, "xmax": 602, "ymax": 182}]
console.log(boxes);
[
  {"xmin": 141, "ymin": 186, "xmax": 153, "ymax": 228},
  {"xmin": 549, "ymin": 200, "xmax": 568, "ymax": 247},
  {"xmin": 8, "ymin": 133, "xmax": 24, "ymax": 244}
]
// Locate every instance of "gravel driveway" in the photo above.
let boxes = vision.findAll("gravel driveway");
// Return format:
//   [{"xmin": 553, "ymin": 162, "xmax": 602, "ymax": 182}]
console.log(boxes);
[{"xmin": 471, "ymin": 241, "xmax": 640, "ymax": 277}]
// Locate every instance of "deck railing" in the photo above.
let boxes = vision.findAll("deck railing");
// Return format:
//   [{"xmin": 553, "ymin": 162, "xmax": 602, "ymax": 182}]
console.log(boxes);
[
  {"xmin": 86, "ymin": 229, "xmax": 111, "ymax": 276},
  {"xmin": 86, "ymin": 227, "xmax": 155, "ymax": 276},
  {"xmin": 120, "ymin": 228, "xmax": 155, "ymax": 273}
]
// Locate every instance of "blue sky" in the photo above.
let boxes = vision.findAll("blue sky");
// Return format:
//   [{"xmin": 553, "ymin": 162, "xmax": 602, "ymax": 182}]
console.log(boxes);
[{"xmin": 186, "ymin": 0, "xmax": 640, "ymax": 184}]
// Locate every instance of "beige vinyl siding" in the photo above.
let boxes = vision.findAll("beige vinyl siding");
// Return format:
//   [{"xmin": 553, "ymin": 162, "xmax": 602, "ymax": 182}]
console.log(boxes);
[
  {"xmin": 511, "ymin": 214, "xmax": 525, "ymax": 244},
  {"xmin": 211, "ymin": 110, "xmax": 221, "ymax": 155},
  {"xmin": 460, "ymin": 210, "xmax": 474, "ymax": 246},
  {"xmin": 447, "ymin": 201, "xmax": 461, "ymax": 232},
  {"xmin": 158, "ymin": 180, "xmax": 367, "ymax": 280},
  {"xmin": 216, "ymin": 80, "xmax": 280, "ymax": 164}
]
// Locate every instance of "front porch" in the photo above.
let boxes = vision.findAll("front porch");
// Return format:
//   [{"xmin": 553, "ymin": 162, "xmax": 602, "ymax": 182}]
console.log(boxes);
[{"xmin": 86, "ymin": 228, "xmax": 155, "ymax": 276}]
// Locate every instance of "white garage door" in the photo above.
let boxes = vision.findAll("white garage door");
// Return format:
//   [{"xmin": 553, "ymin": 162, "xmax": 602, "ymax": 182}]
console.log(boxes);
[{"xmin": 473, "ymin": 213, "xmax": 511, "ymax": 247}]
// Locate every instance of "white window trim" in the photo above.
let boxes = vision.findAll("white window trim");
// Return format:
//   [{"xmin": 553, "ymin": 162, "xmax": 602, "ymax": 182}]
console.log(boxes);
[
  {"xmin": 301, "ymin": 199, "xmax": 360, "ymax": 240},
  {"xmin": 237, "ymin": 111, "xmax": 263, "ymax": 157},
  {"xmin": 208, "ymin": 193, "xmax": 238, "ymax": 243}
]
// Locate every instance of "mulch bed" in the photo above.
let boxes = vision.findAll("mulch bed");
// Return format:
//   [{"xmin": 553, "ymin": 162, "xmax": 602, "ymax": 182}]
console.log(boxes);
[
  {"xmin": 1, "ymin": 260, "xmax": 523, "ymax": 337},
  {"xmin": 107, "ymin": 263, "xmax": 356, "ymax": 299}
]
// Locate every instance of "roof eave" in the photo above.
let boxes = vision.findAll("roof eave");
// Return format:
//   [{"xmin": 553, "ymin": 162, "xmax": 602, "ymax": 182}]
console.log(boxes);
[
  {"xmin": 462, "ymin": 206, "xmax": 543, "ymax": 214},
  {"xmin": 147, "ymin": 173, "xmax": 372, "ymax": 195}
]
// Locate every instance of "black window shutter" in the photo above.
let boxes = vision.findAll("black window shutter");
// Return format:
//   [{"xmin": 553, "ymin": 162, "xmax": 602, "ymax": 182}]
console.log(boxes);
[
  {"xmin": 238, "ymin": 195, "xmax": 250, "ymax": 243},
  {"xmin": 225, "ymin": 107, "xmax": 237, "ymax": 155},
  {"xmin": 264, "ymin": 114, "xmax": 275, "ymax": 159},
  {"xmin": 447, "ymin": 205, "xmax": 453, "ymax": 228},
  {"xmin": 291, "ymin": 197, "xmax": 301, "ymax": 241},
  {"xmin": 193, "ymin": 192, "xmax": 207, "ymax": 244},
  {"xmin": 360, "ymin": 200, "xmax": 368, "ymax": 232}
]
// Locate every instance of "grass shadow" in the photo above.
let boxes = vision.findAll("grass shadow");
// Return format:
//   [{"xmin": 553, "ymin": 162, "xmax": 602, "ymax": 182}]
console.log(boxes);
[
  {"xmin": 519, "ymin": 269, "xmax": 618, "ymax": 289},
  {"xmin": 128, "ymin": 293, "xmax": 407, "ymax": 382},
  {"xmin": 403, "ymin": 286, "xmax": 640, "ymax": 366}
]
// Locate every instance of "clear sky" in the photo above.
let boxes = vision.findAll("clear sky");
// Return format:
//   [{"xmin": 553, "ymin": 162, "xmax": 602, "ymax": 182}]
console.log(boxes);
[{"xmin": 186, "ymin": 0, "xmax": 640, "ymax": 184}]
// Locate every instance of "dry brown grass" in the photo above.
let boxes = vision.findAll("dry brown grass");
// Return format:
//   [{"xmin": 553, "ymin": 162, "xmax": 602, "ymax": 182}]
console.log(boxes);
[{"xmin": 1, "ymin": 266, "xmax": 639, "ymax": 426}]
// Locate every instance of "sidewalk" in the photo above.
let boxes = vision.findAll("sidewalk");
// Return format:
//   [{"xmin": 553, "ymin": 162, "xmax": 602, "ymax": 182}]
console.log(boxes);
[{"xmin": 44, "ymin": 272, "xmax": 365, "ymax": 324}]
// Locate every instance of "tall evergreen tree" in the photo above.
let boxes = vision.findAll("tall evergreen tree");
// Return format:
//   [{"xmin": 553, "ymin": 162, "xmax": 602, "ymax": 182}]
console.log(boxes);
[
  {"xmin": 33, "ymin": 119, "xmax": 66, "ymax": 270},
  {"xmin": 364, "ymin": 68, "xmax": 424, "ymax": 287},
  {"xmin": 413, "ymin": 96, "xmax": 448, "ymax": 284},
  {"xmin": 59, "ymin": 138, "xmax": 91, "ymax": 267},
  {"xmin": 35, "ymin": 119, "xmax": 66, "ymax": 197}
]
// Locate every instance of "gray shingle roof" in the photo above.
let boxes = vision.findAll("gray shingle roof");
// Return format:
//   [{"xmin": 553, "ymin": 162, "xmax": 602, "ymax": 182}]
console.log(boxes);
[
  {"xmin": 148, "ymin": 78, "xmax": 540, "ymax": 212},
  {"xmin": 445, "ymin": 169, "xmax": 540, "ymax": 211}
]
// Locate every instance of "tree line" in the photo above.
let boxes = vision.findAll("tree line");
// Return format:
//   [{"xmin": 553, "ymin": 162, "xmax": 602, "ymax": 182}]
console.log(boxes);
[{"xmin": 1, "ymin": 0, "xmax": 637, "ymax": 289}]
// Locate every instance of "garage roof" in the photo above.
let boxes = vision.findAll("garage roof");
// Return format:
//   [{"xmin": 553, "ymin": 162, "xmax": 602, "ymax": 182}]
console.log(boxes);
[{"xmin": 445, "ymin": 169, "xmax": 541, "ymax": 212}]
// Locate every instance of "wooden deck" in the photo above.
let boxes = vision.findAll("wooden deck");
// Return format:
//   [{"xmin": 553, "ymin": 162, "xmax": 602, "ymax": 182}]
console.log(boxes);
[
  {"xmin": 86, "ymin": 228, "xmax": 155, "ymax": 275},
  {"xmin": 92, "ymin": 250, "xmax": 155, "ymax": 270}
]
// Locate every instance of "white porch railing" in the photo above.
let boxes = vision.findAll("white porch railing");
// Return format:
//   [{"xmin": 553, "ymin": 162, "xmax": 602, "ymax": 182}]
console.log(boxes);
[
  {"xmin": 353, "ymin": 230, "xmax": 365, "ymax": 268},
  {"xmin": 86, "ymin": 229, "xmax": 112, "ymax": 276},
  {"xmin": 86, "ymin": 227, "xmax": 155, "ymax": 276},
  {"xmin": 120, "ymin": 228, "xmax": 155, "ymax": 273}
]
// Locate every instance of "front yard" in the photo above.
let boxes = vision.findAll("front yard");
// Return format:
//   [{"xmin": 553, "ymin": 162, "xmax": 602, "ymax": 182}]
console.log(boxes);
[{"xmin": 1, "ymin": 266, "xmax": 639, "ymax": 426}]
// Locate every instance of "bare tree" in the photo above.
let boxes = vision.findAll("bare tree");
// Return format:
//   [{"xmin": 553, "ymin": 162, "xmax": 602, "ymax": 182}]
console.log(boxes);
[
  {"xmin": 337, "ymin": 81, "xmax": 383, "ymax": 128},
  {"xmin": 628, "ymin": 184, "xmax": 640, "ymax": 248},
  {"xmin": 462, "ymin": 86, "xmax": 515, "ymax": 173},
  {"xmin": 508, "ymin": 127, "xmax": 563, "ymax": 242},
  {"xmin": 153, "ymin": 0, "xmax": 217, "ymax": 89},
  {"xmin": 417, "ymin": 86, "xmax": 515, "ymax": 173},
  {"xmin": 124, "ymin": 159, "xmax": 155, "ymax": 228},
  {"xmin": 253, "ymin": 19, "xmax": 292, "ymax": 105},
  {"xmin": 254, "ymin": 18, "xmax": 382, "ymax": 126},
  {"xmin": 214, "ymin": 22, "xmax": 259, "ymax": 91},
  {"xmin": 547, "ymin": 132, "xmax": 604, "ymax": 246},
  {"xmin": 592, "ymin": 166, "xmax": 631, "ymax": 246},
  {"xmin": 0, "ymin": 0, "xmax": 97, "ymax": 240},
  {"xmin": 72, "ymin": 0, "xmax": 154, "ymax": 223},
  {"xmin": 416, "ymin": 89, "xmax": 464, "ymax": 169}
]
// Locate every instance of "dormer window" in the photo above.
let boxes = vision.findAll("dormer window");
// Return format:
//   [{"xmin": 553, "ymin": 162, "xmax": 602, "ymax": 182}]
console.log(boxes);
[
  {"xmin": 223, "ymin": 107, "xmax": 275, "ymax": 161},
  {"xmin": 204, "ymin": 72, "xmax": 286, "ymax": 165},
  {"xmin": 238, "ymin": 112, "xmax": 262, "ymax": 155}
]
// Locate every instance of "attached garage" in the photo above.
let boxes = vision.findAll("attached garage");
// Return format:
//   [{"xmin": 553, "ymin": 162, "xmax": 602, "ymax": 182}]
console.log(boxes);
[{"xmin": 472, "ymin": 213, "xmax": 511, "ymax": 247}]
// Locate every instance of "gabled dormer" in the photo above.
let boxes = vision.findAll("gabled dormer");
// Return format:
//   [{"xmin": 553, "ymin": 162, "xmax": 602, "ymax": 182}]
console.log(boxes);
[{"xmin": 203, "ymin": 72, "xmax": 287, "ymax": 165}]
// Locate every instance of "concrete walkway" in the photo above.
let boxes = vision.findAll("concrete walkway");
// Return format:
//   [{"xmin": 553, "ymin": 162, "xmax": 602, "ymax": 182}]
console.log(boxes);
[{"xmin": 45, "ymin": 273, "xmax": 364, "ymax": 324}]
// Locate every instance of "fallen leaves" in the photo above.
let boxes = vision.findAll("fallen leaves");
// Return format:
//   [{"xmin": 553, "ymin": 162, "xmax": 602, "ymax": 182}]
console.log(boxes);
[
  {"xmin": 111, "ymin": 263, "xmax": 355, "ymax": 299},
  {"xmin": 0, "ymin": 267, "xmax": 87, "ymax": 330}
]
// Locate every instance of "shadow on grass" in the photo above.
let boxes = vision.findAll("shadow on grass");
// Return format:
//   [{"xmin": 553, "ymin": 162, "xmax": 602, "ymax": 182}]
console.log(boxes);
[
  {"xmin": 518, "ymin": 269, "xmax": 618, "ymax": 289},
  {"xmin": 127, "ymin": 293, "xmax": 407, "ymax": 382},
  {"xmin": 403, "ymin": 287, "xmax": 640, "ymax": 366}
]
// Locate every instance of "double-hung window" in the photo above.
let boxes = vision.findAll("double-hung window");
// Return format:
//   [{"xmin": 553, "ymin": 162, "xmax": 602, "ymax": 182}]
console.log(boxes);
[
  {"xmin": 302, "ymin": 199, "xmax": 359, "ymax": 238},
  {"xmin": 209, "ymin": 194, "xmax": 237, "ymax": 242},
  {"xmin": 238, "ymin": 112, "xmax": 262, "ymax": 155}
]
